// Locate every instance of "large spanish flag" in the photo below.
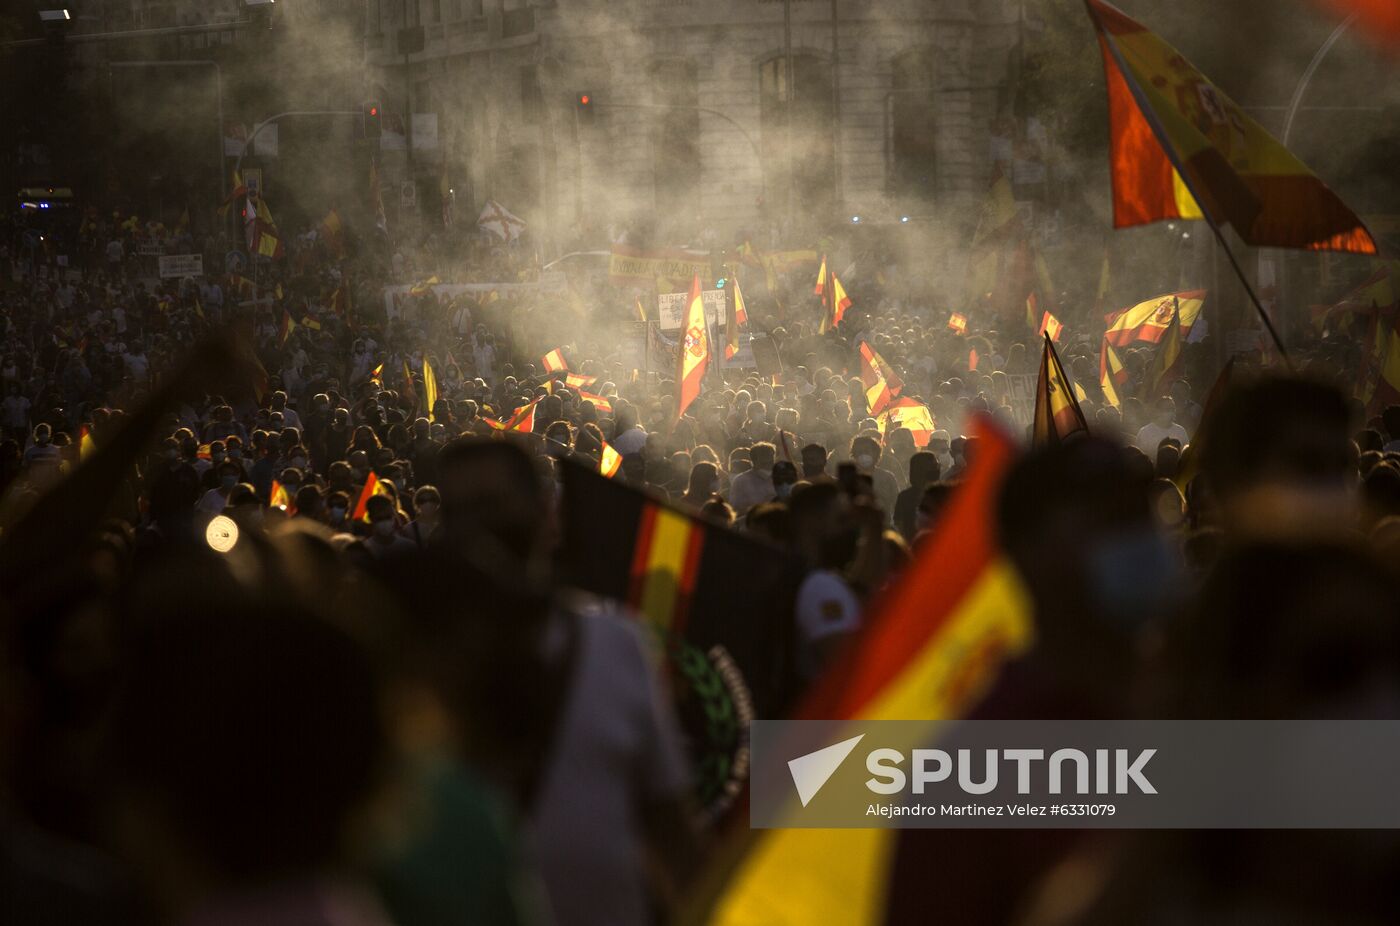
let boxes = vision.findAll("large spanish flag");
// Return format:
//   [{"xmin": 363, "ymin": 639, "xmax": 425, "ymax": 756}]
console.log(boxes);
[
  {"xmin": 676, "ymin": 274, "xmax": 710, "ymax": 420},
  {"xmin": 1105, "ymin": 290, "xmax": 1206, "ymax": 346},
  {"xmin": 700, "ymin": 417, "xmax": 1032, "ymax": 924},
  {"xmin": 858, "ymin": 341, "xmax": 903, "ymax": 416},
  {"xmin": 1032, "ymin": 334, "xmax": 1089, "ymax": 447},
  {"xmin": 876, "ymin": 398, "xmax": 936, "ymax": 448},
  {"xmin": 1087, "ymin": 0, "xmax": 1377, "ymax": 254}
]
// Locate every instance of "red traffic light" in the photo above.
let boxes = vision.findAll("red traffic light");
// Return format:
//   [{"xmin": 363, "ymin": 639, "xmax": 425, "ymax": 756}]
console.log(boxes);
[
  {"xmin": 578, "ymin": 94, "xmax": 590, "ymax": 106},
  {"xmin": 369, "ymin": 106, "xmax": 379, "ymax": 116}
]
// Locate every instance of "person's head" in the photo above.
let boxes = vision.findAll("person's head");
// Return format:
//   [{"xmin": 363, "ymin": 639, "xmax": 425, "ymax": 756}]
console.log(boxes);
[
  {"xmin": 413, "ymin": 485, "xmax": 440, "ymax": 522},
  {"xmin": 217, "ymin": 460, "xmax": 241, "ymax": 490},
  {"xmin": 771, "ymin": 460, "xmax": 798, "ymax": 500},
  {"xmin": 1152, "ymin": 396, "xmax": 1177, "ymax": 428},
  {"xmin": 365, "ymin": 494, "xmax": 398, "ymax": 538},
  {"xmin": 1199, "ymin": 376, "xmax": 1354, "ymax": 538},
  {"xmin": 749, "ymin": 442, "xmax": 776, "ymax": 473},
  {"xmin": 700, "ymin": 498, "xmax": 735, "ymax": 527},
  {"xmin": 728, "ymin": 447, "xmax": 752, "ymax": 476},
  {"xmin": 800, "ymin": 443, "xmax": 828, "ymax": 479},
  {"xmin": 324, "ymin": 490, "xmax": 350, "ymax": 525},
  {"xmin": 1382, "ymin": 405, "xmax": 1400, "ymax": 442},
  {"xmin": 788, "ymin": 481, "xmax": 856, "ymax": 570},
  {"xmin": 850, "ymin": 435, "xmax": 882, "ymax": 472},
  {"xmin": 909, "ymin": 451, "xmax": 940, "ymax": 488},
  {"xmin": 293, "ymin": 484, "xmax": 322, "ymax": 519},
  {"xmin": 33, "ymin": 422, "xmax": 51, "ymax": 446},
  {"xmin": 687, "ymin": 461, "xmax": 719, "ymax": 499},
  {"xmin": 437, "ymin": 439, "xmax": 548, "ymax": 563}
]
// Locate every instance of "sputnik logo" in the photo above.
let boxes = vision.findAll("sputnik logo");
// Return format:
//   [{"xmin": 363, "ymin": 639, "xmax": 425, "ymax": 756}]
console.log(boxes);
[{"xmin": 788, "ymin": 734, "xmax": 865, "ymax": 807}]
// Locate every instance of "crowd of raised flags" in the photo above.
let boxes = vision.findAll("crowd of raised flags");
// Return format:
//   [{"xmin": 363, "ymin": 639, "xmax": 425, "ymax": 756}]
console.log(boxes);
[{"xmin": 5, "ymin": 1, "xmax": 1400, "ymax": 924}]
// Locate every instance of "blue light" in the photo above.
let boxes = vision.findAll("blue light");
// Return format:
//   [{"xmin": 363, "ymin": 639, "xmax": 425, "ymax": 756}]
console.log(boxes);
[
  {"xmin": 39, "ymin": 202, "xmax": 50, "ymax": 209},
  {"xmin": 715, "ymin": 278, "xmax": 727, "ymax": 288}
]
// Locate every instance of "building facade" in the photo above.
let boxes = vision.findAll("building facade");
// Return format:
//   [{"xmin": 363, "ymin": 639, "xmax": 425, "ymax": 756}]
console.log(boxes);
[{"xmin": 365, "ymin": 0, "xmax": 1024, "ymax": 251}]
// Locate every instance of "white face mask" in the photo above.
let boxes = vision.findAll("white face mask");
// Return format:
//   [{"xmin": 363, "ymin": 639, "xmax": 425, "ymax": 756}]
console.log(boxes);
[
  {"xmin": 373, "ymin": 519, "xmax": 396, "ymax": 537},
  {"xmin": 856, "ymin": 453, "xmax": 875, "ymax": 469}
]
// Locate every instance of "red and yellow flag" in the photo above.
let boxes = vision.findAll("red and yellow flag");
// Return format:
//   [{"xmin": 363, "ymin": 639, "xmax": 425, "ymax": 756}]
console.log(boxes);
[
  {"xmin": 726, "ymin": 278, "xmax": 749, "ymax": 361},
  {"xmin": 814, "ymin": 254, "xmax": 828, "ymax": 299},
  {"xmin": 1105, "ymin": 290, "xmax": 1205, "ymax": 346},
  {"xmin": 1098, "ymin": 339, "xmax": 1125, "ymax": 408},
  {"xmin": 701, "ymin": 417, "xmax": 1031, "ymax": 924},
  {"xmin": 577, "ymin": 390, "xmax": 613, "ymax": 414},
  {"xmin": 1086, "ymin": 0, "xmax": 1376, "ymax": 254},
  {"xmin": 1032, "ymin": 333, "xmax": 1089, "ymax": 447},
  {"xmin": 599, "ymin": 441, "xmax": 623, "ymax": 479},
  {"xmin": 676, "ymin": 274, "xmax": 709, "ymax": 421},
  {"xmin": 352, "ymin": 472, "xmax": 389, "ymax": 523},
  {"xmin": 1038, "ymin": 310, "xmax": 1064, "ymax": 342},
  {"xmin": 1146, "ymin": 296, "xmax": 1186, "ymax": 398},
  {"xmin": 542, "ymin": 348, "xmax": 568, "ymax": 373},
  {"xmin": 858, "ymin": 341, "xmax": 903, "ymax": 417},
  {"xmin": 947, "ymin": 312, "xmax": 968, "ymax": 335},
  {"xmin": 269, "ymin": 479, "xmax": 293, "ymax": 512},
  {"xmin": 821, "ymin": 273, "xmax": 853, "ymax": 334},
  {"xmin": 78, "ymin": 424, "xmax": 96, "ymax": 460},
  {"xmin": 564, "ymin": 373, "xmax": 597, "ymax": 389},
  {"xmin": 877, "ymin": 397, "xmax": 936, "ymax": 447}
]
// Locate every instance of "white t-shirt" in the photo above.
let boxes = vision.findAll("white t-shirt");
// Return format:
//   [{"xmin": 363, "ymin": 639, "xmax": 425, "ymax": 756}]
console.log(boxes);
[{"xmin": 1135, "ymin": 421, "xmax": 1189, "ymax": 455}]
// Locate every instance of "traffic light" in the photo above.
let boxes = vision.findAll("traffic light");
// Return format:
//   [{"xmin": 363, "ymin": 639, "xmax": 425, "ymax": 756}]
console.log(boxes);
[
  {"xmin": 711, "ymin": 248, "xmax": 729, "ymax": 289},
  {"xmin": 363, "ymin": 101, "xmax": 382, "ymax": 140},
  {"xmin": 575, "ymin": 91, "xmax": 595, "ymax": 125}
]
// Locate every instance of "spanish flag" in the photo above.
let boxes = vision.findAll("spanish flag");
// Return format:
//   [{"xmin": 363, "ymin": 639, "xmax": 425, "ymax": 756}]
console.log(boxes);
[
  {"xmin": 369, "ymin": 362, "xmax": 383, "ymax": 386},
  {"xmin": 423, "ymin": 356, "xmax": 439, "ymax": 421},
  {"xmin": 1086, "ymin": 0, "xmax": 1376, "ymax": 254},
  {"xmin": 827, "ymin": 273, "xmax": 853, "ymax": 331},
  {"xmin": 726, "ymin": 278, "xmax": 749, "ymax": 361},
  {"xmin": 409, "ymin": 276, "xmax": 441, "ymax": 297},
  {"xmin": 269, "ymin": 479, "xmax": 292, "ymax": 512},
  {"xmin": 1032, "ymin": 333, "xmax": 1089, "ymax": 447},
  {"xmin": 1099, "ymin": 340, "xmax": 1124, "ymax": 408},
  {"xmin": 78, "ymin": 424, "xmax": 97, "ymax": 460},
  {"xmin": 564, "ymin": 373, "xmax": 597, "ymax": 389},
  {"xmin": 699, "ymin": 417, "xmax": 1031, "ymax": 924},
  {"xmin": 1145, "ymin": 296, "xmax": 1186, "ymax": 398},
  {"xmin": 277, "ymin": 310, "xmax": 295, "ymax": 347},
  {"xmin": 859, "ymin": 341, "xmax": 903, "ymax": 417},
  {"xmin": 1105, "ymin": 290, "xmax": 1205, "ymax": 346},
  {"xmin": 352, "ymin": 472, "xmax": 390, "ymax": 523},
  {"xmin": 577, "ymin": 390, "xmax": 613, "ymax": 415},
  {"xmin": 877, "ymin": 397, "xmax": 936, "ymax": 447},
  {"xmin": 599, "ymin": 441, "xmax": 623, "ymax": 479},
  {"xmin": 1038, "ymin": 309, "xmax": 1064, "ymax": 342},
  {"xmin": 542, "ymin": 348, "xmax": 568, "ymax": 373},
  {"xmin": 814, "ymin": 254, "xmax": 828, "ymax": 300},
  {"xmin": 947, "ymin": 312, "xmax": 968, "ymax": 335},
  {"xmin": 676, "ymin": 274, "xmax": 709, "ymax": 421}
]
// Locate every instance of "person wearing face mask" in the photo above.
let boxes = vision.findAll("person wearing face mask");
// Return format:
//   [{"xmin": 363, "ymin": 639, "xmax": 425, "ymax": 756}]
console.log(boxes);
[
  {"xmin": 770, "ymin": 460, "xmax": 798, "ymax": 502},
  {"xmin": 363, "ymin": 495, "xmax": 415, "ymax": 559},
  {"xmin": 225, "ymin": 483, "xmax": 265, "ymax": 534},
  {"xmin": 323, "ymin": 489, "xmax": 351, "ymax": 532},
  {"xmin": 926, "ymin": 430, "xmax": 954, "ymax": 475},
  {"xmin": 198, "ymin": 460, "xmax": 244, "ymax": 514},
  {"xmin": 22, "ymin": 422, "xmax": 63, "ymax": 473},
  {"xmin": 405, "ymin": 485, "xmax": 441, "ymax": 549},
  {"xmin": 848, "ymin": 434, "xmax": 898, "ymax": 522},
  {"xmin": 323, "ymin": 408, "xmax": 352, "ymax": 467}
]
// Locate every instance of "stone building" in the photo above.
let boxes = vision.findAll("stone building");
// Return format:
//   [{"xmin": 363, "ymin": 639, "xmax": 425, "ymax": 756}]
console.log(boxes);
[{"xmin": 364, "ymin": 0, "xmax": 1025, "ymax": 249}]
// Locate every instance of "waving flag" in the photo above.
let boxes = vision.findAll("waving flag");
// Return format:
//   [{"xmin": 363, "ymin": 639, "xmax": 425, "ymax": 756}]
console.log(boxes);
[
  {"xmin": 1038, "ymin": 310, "xmax": 1064, "ymax": 342},
  {"xmin": 947, "ymin": 312, "xmax": 968, "ymax": 335},
  {"xmin": 814, "ymin": 254, "xmax": 828, "ymax": 300},
  {"xmin": 542, "ymin": 348, "xmax": 568, "ymax": 373},
  {"xmin": 1086, "ymin": 0, "xmax": 1376, "ymax": 254},
  {"xmin": 423, "ymin": 356, "xmax": 439, "ymax": 420},
  {"xmin": 1099, "ymin": 339, "xmax": 1125, "ymax": 408},
  {"xmin": 599, "ymin": 441, "xmax": 623, "ymax": 478},
  {"xmin": 700, "ymin": 417, "xmax": 1030, "ymax": 924},
  {"xmin": 877, "ymin": 397, "xmax": 936, "ymax": 447},
  {"xmin": 676, "ymin": 274, "xmax": 710, "ymax": 421},
  {"xmin": 352, "ymin": 472, "xmax": 390, "ymax": 522},
  {"xmin": 577, "ymin": 390, "xmax": 613, "ymax": 414},
  {"xmin": 1105, "ymin": 290, "xmax": 1206, "ymax": 346},
  {"xmin": 859, "ymin": 342, "xmax": 903, "ymax": 417},
  {"xmin": 477, "ymin": 200, "xmax": 527, "ymax": 242},
  {"xmin": 564, "ymin": 373, "xmax": 597, "ymax": 389},
  {"xmin": 726, "ymin": 278, "xmax": 749, "ymax": 361},
  {"xmin": 1033, "ymin": 333, "xmax": 1089, "ymax": 447}
]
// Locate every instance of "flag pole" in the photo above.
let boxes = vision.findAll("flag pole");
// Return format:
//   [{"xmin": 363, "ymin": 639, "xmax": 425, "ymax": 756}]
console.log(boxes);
[{"xmin": 1205, "ymin": 221, "xmax": 1291, "ymax": 367}]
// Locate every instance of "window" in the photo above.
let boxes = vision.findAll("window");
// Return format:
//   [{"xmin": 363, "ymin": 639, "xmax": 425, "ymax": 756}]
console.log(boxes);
[
  {"xmin": 759, "ymin": 54, "xmax": 834, "ymax": 220},
  {"xmin": 890, "ymin": 49, "xmax": 939, "ymax": 203}
]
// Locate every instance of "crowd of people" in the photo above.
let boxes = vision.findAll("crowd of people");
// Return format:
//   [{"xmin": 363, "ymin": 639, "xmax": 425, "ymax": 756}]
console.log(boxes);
[{"xmin": 3, "ymin": 198, "xmax": 1400, "ymax": 926}]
